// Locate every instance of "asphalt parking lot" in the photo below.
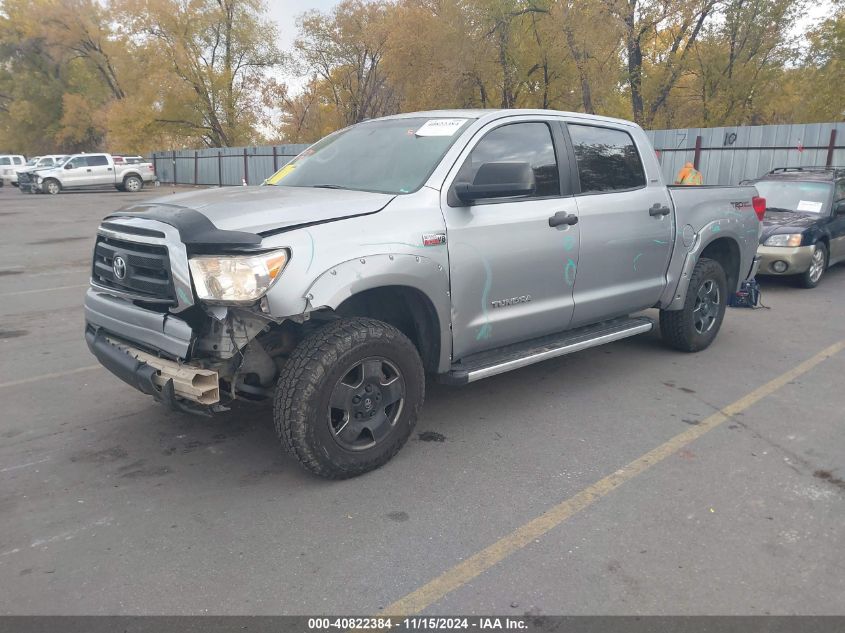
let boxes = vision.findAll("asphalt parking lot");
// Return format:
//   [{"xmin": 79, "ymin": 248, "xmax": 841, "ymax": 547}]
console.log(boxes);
[{"xmin": 1, "ymin": 185, "xmax": 844, "ymax": 616}]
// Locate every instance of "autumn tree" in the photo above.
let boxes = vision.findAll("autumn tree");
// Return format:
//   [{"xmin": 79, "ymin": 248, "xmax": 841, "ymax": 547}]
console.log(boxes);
[{"xmin": 115, "ymin": 0, "xmax": 283, "ymax": 147}]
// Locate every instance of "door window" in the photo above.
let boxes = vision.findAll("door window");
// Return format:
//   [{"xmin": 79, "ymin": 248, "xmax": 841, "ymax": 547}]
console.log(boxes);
[
  {"xmin": 87, "ymin": 155, "xmax": 109, "ymax": 167},
  {"xmin": 67, "ymin": 157, "xmax": 88, "ymax": 169},
  {"xmin": 0, "ymin": 158, "xmax": 9, "ymax": 166},
  {"xmin": 455, "ymin": 122, "xmax": 560, "ymax": 201},
  {"xmin": 567, "ymin": 124, "xmax": 646, "ymax": 194}
]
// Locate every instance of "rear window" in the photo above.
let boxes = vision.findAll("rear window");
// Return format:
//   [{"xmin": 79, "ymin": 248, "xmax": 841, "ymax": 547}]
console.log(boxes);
[
  {"xmin": 753, "ymin": 180, "xmax": 832, "ymax": 214},
  {"xmin": 567, "ymin": 124, "xmax": 646, "ymax": 194}
]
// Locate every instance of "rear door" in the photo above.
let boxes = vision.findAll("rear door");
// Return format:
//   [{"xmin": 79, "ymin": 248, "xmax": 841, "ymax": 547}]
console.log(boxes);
[
  {"xmin": 85, "ymin": 154, "xmax": 114, "ymax": 186},
  {"xmin": 563, "ymin": 122, "xmax": 673, "ymax": 327},
  {"xmin": 442, "ymin": 116, "xmax": 581, "ymax": 359}
]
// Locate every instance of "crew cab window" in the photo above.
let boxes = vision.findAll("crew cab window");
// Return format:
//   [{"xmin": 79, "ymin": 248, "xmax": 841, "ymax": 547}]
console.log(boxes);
[
  {"xmin": 567, "ymin": 124, "xmax": 646, "ymax": 194},
  {"xmin": 12, "ymin": 156, "xmax": 22, "ymax": 165},
  {"xmin": 456, "ymin": 122, "xmax": 560, "ymax": 199},
  {"xmin": 87, "ymin": 155, "xmax": 109, "ymax": 166},
  {"xmin": 0, "ymin": 158, "xmax": 10, "ymax": 166}
]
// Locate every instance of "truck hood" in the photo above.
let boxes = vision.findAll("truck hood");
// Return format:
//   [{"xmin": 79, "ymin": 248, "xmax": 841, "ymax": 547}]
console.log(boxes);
[
  {"xmin": 118, "ymin": 185, "xmax": 395, "ymax": 235},
  {"xmin": 760, "ymin": 210, "xmax": 821, "ymax": 242}
]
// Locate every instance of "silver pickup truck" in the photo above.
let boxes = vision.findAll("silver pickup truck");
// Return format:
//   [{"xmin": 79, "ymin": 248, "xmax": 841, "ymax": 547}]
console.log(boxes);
[
  {"xmin": 33, "ymin": 153, "xmax": 155, "ymax": 194},
  {"xmin": 84, "ymin": 110, "xmax": 763, "ymax": 478}
]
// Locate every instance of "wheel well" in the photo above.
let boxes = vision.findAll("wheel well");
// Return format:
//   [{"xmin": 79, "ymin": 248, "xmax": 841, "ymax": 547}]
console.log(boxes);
[
  {"xmin": 335, "ymin": 286, "xmax": 441, "ymax": 373},
  {"xmin": 123, "ymin": 172, "xmax": 141, "ymax": 182},
  {"xmin": 701, "ymin": 238, "xmax": 740, "ymax": 292}
]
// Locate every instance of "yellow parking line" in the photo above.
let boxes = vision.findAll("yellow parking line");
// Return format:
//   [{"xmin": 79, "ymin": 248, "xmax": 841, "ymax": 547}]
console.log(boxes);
[{"xmin": 382, "ymin": 339, "xmax": 845, "ymax": 615}]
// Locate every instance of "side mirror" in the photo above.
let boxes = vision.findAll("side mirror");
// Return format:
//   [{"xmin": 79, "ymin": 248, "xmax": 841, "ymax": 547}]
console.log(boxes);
[
  {"xmin": 834, "ymin": 200, "xmax": 845, "ymax": 215},
  {"xmin": 454, "ymin": 162, "xmax": 535, "ymax": 203},
  {"xmin": 64, "ymin": 163, "xmax": 74, "ymax": 170}
]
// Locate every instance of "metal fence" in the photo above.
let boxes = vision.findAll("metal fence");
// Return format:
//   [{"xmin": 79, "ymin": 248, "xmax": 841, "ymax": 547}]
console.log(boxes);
[
  {"xmin": 645, "ymin": 122, "xmax": 843, "ymax": 185},
  {"xmin": 151, "ymin": 121, "xmax": 844, "ymax": 188},
  {"xmin": 150, "ymin": 145, "xmax": 309, "ymax": 186}
]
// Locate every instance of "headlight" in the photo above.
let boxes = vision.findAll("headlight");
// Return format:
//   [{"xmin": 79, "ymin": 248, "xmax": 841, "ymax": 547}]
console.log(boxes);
[
  {"xmin": 764, "ymin": 233, "xmax": 803, "ymax": 247},
  {"xmin": 189, "ymin": 249, "xmax": 289, "ymax": 304}
]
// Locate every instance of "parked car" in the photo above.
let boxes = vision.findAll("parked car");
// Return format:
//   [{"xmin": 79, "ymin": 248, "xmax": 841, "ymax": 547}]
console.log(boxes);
[
  {"xmin": 17, "ymin": 155, "xmax": 69, "ymax": 193},
  {"xmin": 749, "ymin": 167, "xmax": 845, "ymax": 288},
  {"xmin": 83, "ymin": 109, "xmax": 762, "ymax": 478},
  {"xmin": 33, "ymin": 153, "xmax": 155, "ymax": 194},
  {"xmin": 113, "ymin": 155, "xmax": 145, "ymax": 165},
  {"xmin": 0, "ymin": 154, "xmax": 26, "ymax": 186}
]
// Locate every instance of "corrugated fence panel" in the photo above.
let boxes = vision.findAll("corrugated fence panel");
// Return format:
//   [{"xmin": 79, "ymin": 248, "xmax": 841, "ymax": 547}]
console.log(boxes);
[
  {"xmin": 645, "ymin": 121, "xmax": 843, "ymax": 185},
  {"xmin": 151, "ymin": 144, "xmax": 308, "ymax": 186}
]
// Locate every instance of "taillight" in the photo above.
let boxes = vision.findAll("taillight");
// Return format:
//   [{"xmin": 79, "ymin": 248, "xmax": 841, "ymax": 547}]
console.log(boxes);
[{"xmin": 752, "ymin": 196, "xmax": 766, "ymax": 221}]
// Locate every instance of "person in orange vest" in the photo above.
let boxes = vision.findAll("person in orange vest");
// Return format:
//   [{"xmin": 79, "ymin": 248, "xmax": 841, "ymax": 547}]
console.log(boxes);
[{"xmin": 675, "ymin": 161, "xmax": 703, "ymax": 185}]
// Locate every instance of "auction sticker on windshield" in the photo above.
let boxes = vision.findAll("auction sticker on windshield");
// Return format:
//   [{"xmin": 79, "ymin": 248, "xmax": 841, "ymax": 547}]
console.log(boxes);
[
  {"xmin": 796, "ymin": 200, "xmax": 823, "ymax": 213},
  {"xmin": 415, "ymin": 119, "xmax": 466, "ymax": 136}
]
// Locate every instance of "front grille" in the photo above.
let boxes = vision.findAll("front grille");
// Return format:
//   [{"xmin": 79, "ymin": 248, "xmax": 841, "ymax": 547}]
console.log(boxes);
[
  {"xmin": 92, "ymin": 235, "xmax": 176, "ymax": 304},
  {"xmin": 18, "ymin": 172, "xmax": 31, "ymax": 184}
]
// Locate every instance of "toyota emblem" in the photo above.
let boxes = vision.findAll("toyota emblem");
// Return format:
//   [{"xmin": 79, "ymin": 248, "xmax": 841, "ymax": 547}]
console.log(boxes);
[{"xmin": 113, "ymin": 255, "xmax": 127, "ymax": 280}]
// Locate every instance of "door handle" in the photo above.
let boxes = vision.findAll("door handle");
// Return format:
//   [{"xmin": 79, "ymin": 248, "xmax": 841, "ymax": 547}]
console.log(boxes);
[
  {"xmin": 107, "ymin": 168, "xmax": 113, "ymax": 171},
  {"xmin": 549, "ymin": 211, "xmax": 579, "ymax": 227},
  {"xmin": 649, "ymin": 203, "xmax": 671, "ymax": 217},
  {"xmin": 86, "ymin": 168, "xmax": 92, "ymax": 172}
]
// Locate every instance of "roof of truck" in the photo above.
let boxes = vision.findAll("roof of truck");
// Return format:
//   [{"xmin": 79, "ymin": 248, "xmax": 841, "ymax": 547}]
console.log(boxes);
[{"xmin": 375, "ymin": 109, "xmax": 640, "ymax": 129}]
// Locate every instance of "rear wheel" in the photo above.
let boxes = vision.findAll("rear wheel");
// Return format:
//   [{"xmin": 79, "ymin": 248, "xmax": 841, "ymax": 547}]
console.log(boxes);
[
  {"xmin": 43, "ymin": 179, "xmax": 61, "ymax": 195},
  {"xmin": 274, "ymin": 317, "xmax": 425, "ymax": 479},
  {"xmin": 123, "ymin": 175, "xmax": 143, "ymax": 192},
  {"xmin": 798, "ymin": 242, "xmax": 827, "ymax": 289},
  {"xmin": 660, "ymin": 257, "xmax": 727, "ymax": 353}
]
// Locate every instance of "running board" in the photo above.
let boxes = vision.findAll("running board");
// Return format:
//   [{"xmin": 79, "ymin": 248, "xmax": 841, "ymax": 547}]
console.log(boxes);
[{"xmin": 443, "ymin": 317, "xmax": 653, "ymax": 385}]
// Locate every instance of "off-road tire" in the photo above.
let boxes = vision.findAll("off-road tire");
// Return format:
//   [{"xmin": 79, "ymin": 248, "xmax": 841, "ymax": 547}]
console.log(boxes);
[
  {"xmin": 798, "ymin": 242, "xmax": 827, "ymax": 289},
  {"xmin": 660, "ymin": 257, "xmax": 727, "ymax": 353},
  {"xmin": 43, "ymin": 179, "xmax": 61, "ymax": 195},
  {"xmin": 274, "ymin": 317, "xmax": 425, "ymax": 479},
  {"xmin": 123, "ymin": 175, "xmax": 143, "ymax": 192}
]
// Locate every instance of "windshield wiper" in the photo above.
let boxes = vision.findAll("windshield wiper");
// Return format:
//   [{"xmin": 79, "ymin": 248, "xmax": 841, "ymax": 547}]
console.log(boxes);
[
  {"xmin": 310, "ymin": 184, "xmax": 347, "ymax": 190},
  {"xmin": 764, "ymin": 207, "xmax": 794, "ymax": 213}
]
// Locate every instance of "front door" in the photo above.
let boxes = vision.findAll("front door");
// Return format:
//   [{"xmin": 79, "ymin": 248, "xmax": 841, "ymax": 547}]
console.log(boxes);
[
  {"xmin": 62, "ymin": 156, "xmax": 94, "ymax": 187},
  {"xmin": 442, "ymin": 119, "xmax": 580, "ymax": 360},
  {"xmin": 830, "ymin": 179, "xmax": 845, "ymax": 263},
  {"xmin": 564, "ymin": 122, "xmax": 674, "ymax": 327}
]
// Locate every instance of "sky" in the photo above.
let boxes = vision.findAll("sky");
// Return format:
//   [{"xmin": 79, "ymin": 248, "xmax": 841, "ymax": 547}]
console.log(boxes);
[{"xmin": 266, "ymin": 0, "xmax": 338, "ymax": 51}]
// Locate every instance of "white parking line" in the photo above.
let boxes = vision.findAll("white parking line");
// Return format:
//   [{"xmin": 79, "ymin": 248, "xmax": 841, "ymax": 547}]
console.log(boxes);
[
  {"xmin": 0, "ymin": 365, "xmax": 101, "ymax": 389},
  {"xmin": 0, "ymin": 457, "xmax": 50, "ymax": 473},
  {"xmin": 0, "ymin": 283, "xmax": 88, "ymax": 297}
]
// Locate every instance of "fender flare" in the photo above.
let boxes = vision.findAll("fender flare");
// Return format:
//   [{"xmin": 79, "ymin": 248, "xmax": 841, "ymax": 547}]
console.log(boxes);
[{"xmin": 305, "ymin": 253, "xmax": 453, "ymax": 372}]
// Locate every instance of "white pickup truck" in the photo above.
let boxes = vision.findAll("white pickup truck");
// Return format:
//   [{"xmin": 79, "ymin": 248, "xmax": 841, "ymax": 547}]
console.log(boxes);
[{"xmin": 33, "ymin": 153, "xmax": 156, "ymax": 194}]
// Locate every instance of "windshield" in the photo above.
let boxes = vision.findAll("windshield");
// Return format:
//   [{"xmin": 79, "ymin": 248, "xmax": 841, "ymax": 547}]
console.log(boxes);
[
  {"xmin": 265, "ymin": 117, "xmax": 472, "ymax": 194},
  {"xmin": 754, "ymin": 180, "xmax": 832, "ymax": 214},
  {"xmin": 25, "ymin": 158, "xmax": 39, "ymax": 166}
]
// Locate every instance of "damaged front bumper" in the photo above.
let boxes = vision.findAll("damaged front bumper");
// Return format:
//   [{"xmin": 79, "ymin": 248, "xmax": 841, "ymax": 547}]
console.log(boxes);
[
  {"xmin": 84, "ymin": 289, "xmax": 194, "ymax": 359},
  {"xmin": 84, "ymin": 286, "xmax": 284, "ymax": 412}
]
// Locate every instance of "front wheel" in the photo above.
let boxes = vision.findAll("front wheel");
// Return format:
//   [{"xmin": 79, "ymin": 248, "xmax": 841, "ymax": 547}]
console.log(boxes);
[
  {"xmin": 274, "ymin": 317, "xmax": 425, "ymax": 479},
  {"xmin": 660, "ymin": 257, "xmax": 728, "ymax": 353},
  {"xmin": 798, "ymin": 242, "xmax": 827, "ymax": 289},
  {"xmin": 42, "ymin": 179, "xmax": 61, "ymax": 195}
]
